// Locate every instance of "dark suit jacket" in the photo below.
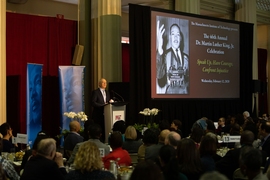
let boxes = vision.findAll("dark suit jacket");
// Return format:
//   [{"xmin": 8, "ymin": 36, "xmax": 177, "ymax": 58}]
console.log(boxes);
[
  {"xmin": 64, "ymin": 132, "xmax": 84, "ymax": 158},
  {"xmin": 21, "ymin": 155, "xmax": 67, "ymax": 180},
  {"xmin": 262, "ymin": 135, "xmax": 270, "ymax": 156},
  {"xmin": 145, "ymin": 142, "xmax": 164, "ymax": 165},
  {"xmin": 91, "ymin": 88, "xmax": 110, "ymax": 121}
]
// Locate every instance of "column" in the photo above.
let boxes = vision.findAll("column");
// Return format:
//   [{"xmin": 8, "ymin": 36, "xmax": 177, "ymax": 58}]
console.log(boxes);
[
  {"xmin": 91, "ymin": 0, "xmax": 122, "ymax": 89},
  {"xmin": 0, "ymin": 0, "xmax": 6, "ymax": 125},
  {"xmin": 175, "ymin": 0, "xmax": 200, "ymax": 14},
  {"xmin": 235, "ymin": 0, "xmax": 258, "ymax": 115}
]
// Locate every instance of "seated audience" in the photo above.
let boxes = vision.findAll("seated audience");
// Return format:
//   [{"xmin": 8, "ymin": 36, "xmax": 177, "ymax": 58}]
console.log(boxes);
[
  {"xmin": 170, "ymin": 119, "xmax": 182, "ymax": 137},
  {"xmin": 159, "ymin": 145, "xmax": 187, "ymax": 180},
  {"xmin": 65, "ymin": 141, "xmax": 115, "ymax": 180},
  {"xmin": 145, "ymin": 129, "xmax": 170, "ymax": 163},
  {"xmin": 103, "ymin": 131, "xmax": 131, "ymax": 169},
  {"xmin": 239, "ymin": 146, "xmax": 268, "ymax": 180},
  {"xmin": 137, "ymin": 128, "xmax": 159, "ymax": 162},
  {"xmin": 177, "ymin": 138, "xmax": 203, "ymax": 179},
  {"xmin": 205, "ymin": 119, "xmax": 216, "ymax": 134},
  {"xmin": 122, "ymin": 126, "xmax": 142, "ymax": 153},
  {"xmin": 21, "ymin": 130, "xmax": 50, "ymax": 170},
  {"xmin": 0, "ymin": 140, "xmax": 20, "ymax": 180},
  {"xmin": 0, "ymin": 123, "xmax": 18, "ymax": 152},
  {"xmin": 216, "ymin": 130, "xmax": 267, "ymax": 179},
  {"xmin": 191, "ymin": 118, "xmax": 208, "ymax": 133},
  {"xmin": 21, "ymin": 138, "xmax": 67, "ymax": 180},
  {"xmin": 199, "ymin": 133, "xmax": 218, "ymax": 172},
  {"xmin": 64, "ymin": 120, "xmax": 84, "ymax": 159},
  {"xmin": 164, "ymin": 131, "xmax": 181, "ymax": 149},
  {"xmin": 130, "ymin": 160, "xmax": 164, "ymax": 180},
  {"xmin": 68, "ymin": 123, "xmax": 110, "ymax": 165}
]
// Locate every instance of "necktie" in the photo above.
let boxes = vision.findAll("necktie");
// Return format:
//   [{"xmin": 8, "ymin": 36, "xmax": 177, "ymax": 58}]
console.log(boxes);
[
  {"xmin": 102, "ymin": 90, "xmax": 106, "ymax": 103},
  {"xmin": 176, "ymin": 49, "xmax": 182, "ymax": 68}
]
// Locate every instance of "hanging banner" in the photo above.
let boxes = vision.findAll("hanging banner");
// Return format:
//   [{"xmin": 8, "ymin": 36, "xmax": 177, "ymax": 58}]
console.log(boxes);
[
  {"xmin": 27, "ymin": 63, "xmax": 43, "ymax": 147},
  {"xmin": 59, "ymin": 66, "xmax": 85, "ymax": 132}
]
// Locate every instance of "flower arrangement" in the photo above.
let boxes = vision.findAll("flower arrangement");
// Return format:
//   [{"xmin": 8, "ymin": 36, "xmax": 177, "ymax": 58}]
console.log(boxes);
[
  {"xmin": 63, "ymin": 111, "xmax": 88, "ymax": 121},
  {"xmin": 134, "ymin": 108, "xmax": 161, "ymax": 132},
  {"xmin": 56, "ymin": 111, "xmax": 87, "ymax": 140},
  {"xmin": 139, "ymin": 108, "xmax": 160, "ymax": 116}
]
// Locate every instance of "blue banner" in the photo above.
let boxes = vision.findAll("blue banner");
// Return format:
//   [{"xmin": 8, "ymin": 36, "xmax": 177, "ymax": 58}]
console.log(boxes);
[
  {"xmin": 59, "ymin": 66, "xmax": 85, "ymax": 132},
  {"xmin": 27, "ymin": 63, "xmax": 43, "ymax": 147}
]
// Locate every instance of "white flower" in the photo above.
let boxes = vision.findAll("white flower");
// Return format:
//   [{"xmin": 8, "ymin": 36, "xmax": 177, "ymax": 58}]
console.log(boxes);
[
  {"xmin": 139, "ymin": 108, "xmax": 160, "ymax": 116},
  {"xmin": 63, "ymin": 111, "xmax": 88, "ymax": 121}
]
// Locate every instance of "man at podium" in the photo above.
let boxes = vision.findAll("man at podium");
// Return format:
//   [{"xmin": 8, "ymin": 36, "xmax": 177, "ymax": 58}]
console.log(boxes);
[{"xmin": 91, "ymin": 78, "xmax": 113, "ymax": 142}]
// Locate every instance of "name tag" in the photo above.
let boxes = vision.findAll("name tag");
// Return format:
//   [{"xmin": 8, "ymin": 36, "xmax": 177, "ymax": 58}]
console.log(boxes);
[
  {"xmin": 223, "ymin": 135, "xmax": 240, "ymax": 143},
  {"xmin": 99, "ymin": 148, "xmax": 105, "ymax": 157}
]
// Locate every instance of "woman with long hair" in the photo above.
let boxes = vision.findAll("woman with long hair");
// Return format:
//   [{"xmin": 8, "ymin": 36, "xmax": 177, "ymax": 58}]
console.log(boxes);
[{"xmin": 65, "ymin": 141, "xmax": 115, "ymax": 180}]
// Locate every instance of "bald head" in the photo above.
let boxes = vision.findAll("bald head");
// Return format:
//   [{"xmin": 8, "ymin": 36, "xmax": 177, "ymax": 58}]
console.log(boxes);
[
  {"xmin": 69, "ymin": 120, "xmax": 81, "ymax": 133},
  {"xmin": 165, "ymin": 131, "xmax": 181, "ymax": 148},
  {"xmin": 159, "ymin": 129, "xmax": 170, "ymax": 143},
  {"xmin": 240, "ymin": 130, "xmax": 254, "ymax": 145}
]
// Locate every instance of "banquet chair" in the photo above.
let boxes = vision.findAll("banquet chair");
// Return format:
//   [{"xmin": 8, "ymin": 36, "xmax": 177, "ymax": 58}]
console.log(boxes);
[{"xmin": 129, "ymin": 153, "xmax": 138, "ymax": 166}]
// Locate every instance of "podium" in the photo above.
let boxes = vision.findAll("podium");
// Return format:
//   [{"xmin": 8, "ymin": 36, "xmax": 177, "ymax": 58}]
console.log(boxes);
[{"xmin": 104, "ymin": 102, "xmax": 128, "ymax": 143}]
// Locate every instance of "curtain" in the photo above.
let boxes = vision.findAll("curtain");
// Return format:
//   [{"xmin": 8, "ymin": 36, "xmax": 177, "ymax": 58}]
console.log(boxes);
[{"xmin": 6, "ymin": 12, "xmax": 77, "ymax": 135}]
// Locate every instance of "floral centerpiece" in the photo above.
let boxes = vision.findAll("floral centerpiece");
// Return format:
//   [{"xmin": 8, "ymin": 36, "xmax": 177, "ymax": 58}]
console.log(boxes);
[
  {"xmin": 134, "ymin": 108, "xmax": 160, "ymax": 132},
  {"xmin": 57, "ymin": 111, "xmax": 88, "ymax": 139}
]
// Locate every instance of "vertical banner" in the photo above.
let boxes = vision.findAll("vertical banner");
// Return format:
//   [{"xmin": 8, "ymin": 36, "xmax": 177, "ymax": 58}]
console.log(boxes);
[
  {"xmin": 27, "ymin": 63, "xmax": 43, "ymax": 146},
  {"xmin": 59, "ymin": 66, "xmax": 85, "ymax": 132}
]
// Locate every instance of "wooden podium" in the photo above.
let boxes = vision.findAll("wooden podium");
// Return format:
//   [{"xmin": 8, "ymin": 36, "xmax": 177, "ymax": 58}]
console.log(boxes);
[{"xmin": 104, "ymin": 102, "xmax": 128, "ymax": 143}]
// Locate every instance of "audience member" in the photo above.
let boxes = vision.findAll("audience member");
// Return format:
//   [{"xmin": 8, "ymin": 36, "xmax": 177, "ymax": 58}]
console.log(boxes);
[
  {"xmin": 0, "ymin": 123, "xmax": 18, "ymax": 152},
  {"xmin": 65, "ymin": 141, "xmax": 115, "ymax": 180},
  {"xmin": 122, "ymin": 126, "xmax": 142, "ymax": 153},
  {"xmin": 130, "ymin": 160, "xmax": 164, "ymax": 180},
  {"xmin": 239, "ymin": 146, "xmax": 268, "ymax": 180},
  {"xmin": 159, "ymin": 145, "xmax": 187, "ymax": 180},
  {"xmin": 199, "ymin": 171, "xmax": 228, "ymax": 180},
  {"xmin": 177, "ymin": 138, "xmax": 203, "ymax": 179},
  {"xmin": 170, "ymin": 119, "xmax": 182, "ymax": 137},
  {"xmin": 103, "ymin": 131, "xmax": 131, "ymax": 169},
  {"xmin": 216, "ymin": 117, "xmax": 230, "ymax": 135},
  {"xmin": 82, "ymin": 119, "xmax": 94, "ymax": 141},
  {"xmin": 199, "ymin": 133, "xmax": 218, "ymax": 172},
  {"xmin": 164, "ymin": 131, "xmax": 181, "ymax": 149},
  {"xmin": 145, "ymin": 129, "xmax": 170, "ymax": 163},
  {"xmin": 190, "ymin": 127, "xmax": 204, "ymax": 148},
  {"xmin": 258, "ymin": 121, "xmax": 270, "ymax": 156},
  {"xmin": 110, "ymin": 120, "xmax": 126, "ymax": 142},
  {"xmin": 191, "ymin": 118, "xmax": 208, "ymax": 133},
  {"xmin": 21, "ymin": 138, "xmax": 67, "ymax": 180},
  {"xmin": 137, "ymin": 128, "xmax": 159, "ymax": 162},
  {"xmin": 0, "ymin": 140, "xmax": 20, "ymax": 180},
  {"xmin": 205, "ymin": 119, "xmax": 216, "ymax": 134},
  {"xmin": 64, "ymin": 120, "xmax": 83, "ymax": 159},
  {"xmin": 159, "ymin": 120, "xmax": 171, "ymax": 131},
  {"xmin": 68, "ymin": 123, "xmax": 110, "ymax": 164},
  {"xmin": 21, "ymin": 130, "xmax": 50, "ymax": 170}
]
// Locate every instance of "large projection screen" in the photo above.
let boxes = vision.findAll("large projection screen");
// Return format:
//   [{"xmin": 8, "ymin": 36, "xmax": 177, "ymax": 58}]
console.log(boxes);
[{"xmin": 151, "ymin": 11, "xmax": 240, "ymax": 99}]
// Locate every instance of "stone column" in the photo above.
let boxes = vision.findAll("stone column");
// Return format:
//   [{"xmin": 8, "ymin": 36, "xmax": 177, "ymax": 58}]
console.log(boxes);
[
  {"xmin": 175, "ymin": 0, "xmax": 200, "ymax": 14},
  {"xmin": 0, "ymin": 0, "xmax": 6, "ymax": 125},
  {"xmin": 91, "ymin": 0, "xmax": 122, "ymax": 89}
]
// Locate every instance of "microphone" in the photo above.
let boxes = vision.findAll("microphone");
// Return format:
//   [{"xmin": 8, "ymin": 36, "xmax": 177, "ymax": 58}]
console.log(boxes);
[{"xmin": 111, "ymin": 90, "xmax": 125, "ymax": 102}]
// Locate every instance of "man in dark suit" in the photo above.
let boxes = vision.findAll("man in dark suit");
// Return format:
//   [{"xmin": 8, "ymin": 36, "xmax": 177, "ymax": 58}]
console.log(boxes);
[
  {"xmin": 259, "ymin": 121, "xmax": 270, "ymax": 156},
  {"xmin": 63, "ymin": 120, "xmax": 84, "ymax": 159},
  {"xmin": 21, "ymin": 138, "xmax": 67, "ymax": 180},
  {"xmin": 91, "ymin": 78, "xmax": 113, "ymax": 141}
]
